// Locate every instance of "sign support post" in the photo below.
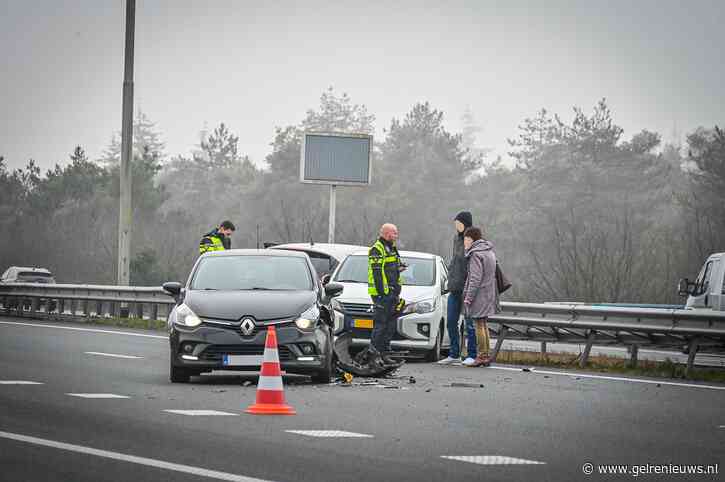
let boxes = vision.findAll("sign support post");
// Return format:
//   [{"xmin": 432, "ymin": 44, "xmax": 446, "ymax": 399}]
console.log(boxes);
[{"xmin": 328, "ymin": 184, "xmax": 337, "ymax": 243}]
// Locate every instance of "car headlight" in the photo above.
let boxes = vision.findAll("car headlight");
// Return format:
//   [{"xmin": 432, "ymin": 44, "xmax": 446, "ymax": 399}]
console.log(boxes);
[
  {"xmin": 403, "ymin": 298, "xmax": 436, "ymax": 315},
  {"xmin": 295, "ymin": 305, "xmax": 319, "ymax": 330},
  {"xmin": 175, "ymin": 303, "xmax": 202, "ymax": 327}
]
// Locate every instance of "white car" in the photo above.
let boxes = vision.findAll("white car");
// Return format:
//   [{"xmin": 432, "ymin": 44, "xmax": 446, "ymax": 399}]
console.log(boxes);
[{"xmin": 329, "ymin": 250, "xmax": 452, "ymax": 361}]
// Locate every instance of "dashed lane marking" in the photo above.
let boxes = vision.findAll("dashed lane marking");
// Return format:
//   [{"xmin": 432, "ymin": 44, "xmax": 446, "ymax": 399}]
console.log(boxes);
[
  {"xmin": 0, "ymin": 430, "xmax": 274, "ymax": 482},
  {"xmin": 285, "ymin": 430, "xmax": 374, "ymax": 438},
  {"xmin": 489, "ymin": 365, "xmax": 725, "ymax": 391},
  {"xmin": 163, "ymin": 410, "xmax": 237, "ymax": 416},
  {"xmin": 66, "ymin": 393, "xmax": 130, "ymax": 399},
  {"xmin": 0, "ymin": 381, "xmax": 43, "ymax": 385},
  {"xmin": 0, "ymin": 321, "xmax": 167, "ymax": 339},
  {"xmin": 85, "ymin": 352, "xmax": 144, "ymax": 359},
  {"xmin": 441, "ymin": 455, "xmax": 546, "ymax": 465}
]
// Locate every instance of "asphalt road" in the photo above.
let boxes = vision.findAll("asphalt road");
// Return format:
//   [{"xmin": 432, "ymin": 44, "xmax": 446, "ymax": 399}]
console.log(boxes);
[{"xmin": 1, "ymin": 315, "xmax": 723, "ymax": 482}]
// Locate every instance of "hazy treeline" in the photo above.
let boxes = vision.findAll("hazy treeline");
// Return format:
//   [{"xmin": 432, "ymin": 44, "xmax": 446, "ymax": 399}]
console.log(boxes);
[{"xmin": 1, "ymin": 89, "xmax": 723, "ymax": 304}]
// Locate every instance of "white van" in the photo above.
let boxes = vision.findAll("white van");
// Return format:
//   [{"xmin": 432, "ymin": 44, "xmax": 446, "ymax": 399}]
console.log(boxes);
[{"xmin": 329, "ymin": 250, "xmax": 452, "ymax": 361}]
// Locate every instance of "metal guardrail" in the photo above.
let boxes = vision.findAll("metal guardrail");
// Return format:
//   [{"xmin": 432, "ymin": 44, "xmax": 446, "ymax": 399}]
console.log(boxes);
[
  {"xmin": 489, "ymin": 302, "xmax": 725, "ymax": 376},
  {"xmin": 0, "ymin": 282, "xmax": 175, "ymax": 321},
  {"xmin": 2, "ymin": 283, "xmax": 725, "ymax": 376}
]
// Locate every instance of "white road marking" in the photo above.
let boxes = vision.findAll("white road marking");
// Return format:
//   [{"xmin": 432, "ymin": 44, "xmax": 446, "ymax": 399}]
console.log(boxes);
[
  {"xmin": 163, "ymin": 410, "xmax": 237, "ymax": 416},
  {"xmin": 489, "ymin": 365, "xmax": 725, "ymax": 391},
  {"xmin": 0, "ymin": 381, "xmax": 43, "ymax": 385},
  {"xmin": 66, "ymin": 393, "xmax": 130, "ymax": 399},
  {"xmin": 85, "ymin": 352, "xmax": 144, "ymax": 359},
  {"xmin": 285, "ymin": 430, "xmax": 373, "ymax": 438},
  {"xmin": 441, "ymin": 455, "xmax": 546, "ymax": 465},
  {"xmin": 0, "ymin": 430, "xmax": 274, "ymax": 482},
  {"xmin": 719, "ymin": 425, "xmax": 725, "ymax": 429},
  {"xmin": 0, "ymin": 321, "xmax": 167, "ymax": 339}
]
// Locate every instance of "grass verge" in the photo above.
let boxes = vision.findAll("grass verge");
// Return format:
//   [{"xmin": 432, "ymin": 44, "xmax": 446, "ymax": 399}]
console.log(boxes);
[
  {"xmin": 494, "ymin": 349, "xmax": 725, "ymax": 383},
  {"xmin": 74, "ymin": 316, "xmax": 167, "ymax": 332}
]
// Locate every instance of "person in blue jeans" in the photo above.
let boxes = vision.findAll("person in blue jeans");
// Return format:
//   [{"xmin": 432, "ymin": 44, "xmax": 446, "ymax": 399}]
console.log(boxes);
[{"xmin": 438, "ymin": 211, "xmax": 477, "ymax": 364}]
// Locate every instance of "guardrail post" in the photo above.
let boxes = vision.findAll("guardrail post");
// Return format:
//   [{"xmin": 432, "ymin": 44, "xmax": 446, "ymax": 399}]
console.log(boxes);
[
  {"xmin": 580, "ymin": 331, "xmax": 597, "ymax": 368},
  {"xmin": 31, "ymin": 297, "xmax": 40, "ymax": 316},
  {"xmin": 151, "ymin": 303, "xmax": 159, "ymax": 321},
  {"xmin": 541, "ymin": 342, "xmax": 547, "ymax": 354},
  {"xmin": 628, "ymin": 345, "xmax": 639, "ymax": 368},
  {"xmin": 69, "ymin": 299, "xmax": 76, "ymax": 317},
  {"xmin": 58, "ymin": 299, "xmax": 65, "ymax": 316},
  {"xmin": 685, "ymin": 338, "xmax": 699, "ymax": 379},
  {"xmin": 135, "ymin": 302, "xmax": 144, "ymax": 319},
  {"xmin": 490, "ymin": 326, "xmax": 508, "ymax": 362},
  {"xmin": 82, "ymin": 299, "xmax": 89, "ymax": 317}
]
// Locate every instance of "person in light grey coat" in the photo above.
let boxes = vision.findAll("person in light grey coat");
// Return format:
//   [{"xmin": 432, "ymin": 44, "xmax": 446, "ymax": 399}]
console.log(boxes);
[{"xmin": 462, "ymin": 226, "xmax": 497, "ymax": 367}]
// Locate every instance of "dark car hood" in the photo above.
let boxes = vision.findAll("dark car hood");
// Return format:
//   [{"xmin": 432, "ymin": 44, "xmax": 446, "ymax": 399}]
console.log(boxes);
[{"xmin": 184, "ymin": 290, "xmax": 316, "ymax": 321}]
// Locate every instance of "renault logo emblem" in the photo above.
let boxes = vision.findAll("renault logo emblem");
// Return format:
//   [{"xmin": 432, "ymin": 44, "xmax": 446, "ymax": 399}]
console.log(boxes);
[{"xmin": 240, "ymin": 318, "xmax": 255, "ymax": 336}]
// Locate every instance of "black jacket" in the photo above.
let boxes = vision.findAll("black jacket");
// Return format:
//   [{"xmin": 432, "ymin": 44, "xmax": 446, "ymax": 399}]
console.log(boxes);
[{"xmin": 447, "ymin": 233, "xmax": 468, "ymax": 293}]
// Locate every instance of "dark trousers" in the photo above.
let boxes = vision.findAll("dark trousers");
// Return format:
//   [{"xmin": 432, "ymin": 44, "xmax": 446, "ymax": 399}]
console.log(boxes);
[{"xmin": 370, "ymin": 295, "xmax": 397, "ymax": 353}]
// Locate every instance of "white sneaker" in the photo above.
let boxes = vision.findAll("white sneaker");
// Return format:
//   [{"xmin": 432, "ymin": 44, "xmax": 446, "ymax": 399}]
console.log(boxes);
[
  {"xmin": 437, "ymin": 356, "xmax": 461, "ymax": 365},
  {"xmin": 462, "ymin": 357, "xmax": 477, "ymax": 366}
]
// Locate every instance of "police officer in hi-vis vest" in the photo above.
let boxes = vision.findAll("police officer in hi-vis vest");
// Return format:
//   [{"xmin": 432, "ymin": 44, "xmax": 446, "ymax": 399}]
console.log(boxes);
[
  {"xmin": 367, "ymin": 223, "xmax": 406, "ymax": 367},
  {"xmin": 199, "ymin": 220, "xmax": 235, "ymax": 255}
]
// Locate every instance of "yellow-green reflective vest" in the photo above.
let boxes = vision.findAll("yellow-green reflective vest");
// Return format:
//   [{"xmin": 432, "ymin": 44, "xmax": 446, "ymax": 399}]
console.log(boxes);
[
  {"xmin": 199, "ymin": 234, "xmax": 225, "ymax": 255},
  {"xmin": 368, "ymin": 239, "xmax": 402, "ymax": 296}
]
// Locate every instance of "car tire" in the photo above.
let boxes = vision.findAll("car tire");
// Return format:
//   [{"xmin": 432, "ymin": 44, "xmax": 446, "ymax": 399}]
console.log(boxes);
[
  {"xmin": 311, "ymin": 329, "xmax": 334, "ymax": 384},
  {"xmin": 169, "ymin": 353, "xmax": 192, "ymax": 383},
  {"xmin": 425, "ymin": 323, "xmax": 443, "ymax": 362}
]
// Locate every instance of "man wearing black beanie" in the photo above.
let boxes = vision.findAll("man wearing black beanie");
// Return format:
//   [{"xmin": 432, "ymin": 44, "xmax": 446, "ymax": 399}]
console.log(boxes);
[{"xmin": 438, "ymin": 211, "xmax": 473, "ymax": 364}]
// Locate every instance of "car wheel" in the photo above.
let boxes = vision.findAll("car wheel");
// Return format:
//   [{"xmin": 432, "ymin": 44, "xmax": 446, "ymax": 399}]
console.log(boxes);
[
  {"xmin": 425, "ymin": 323, "xmax": 443, "ymax": 362},
  {"xmin": 311, "ymin": 329, "xmax": 334, "ymax": 384},
  {"xmin": 169, "ymin": 353, "xmax": 191, "ymax": 383}
]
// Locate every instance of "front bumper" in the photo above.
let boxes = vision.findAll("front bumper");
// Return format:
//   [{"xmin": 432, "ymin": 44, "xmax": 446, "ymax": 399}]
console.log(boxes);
[
  {"xmin": 337, "ymin": 310, "xmax": 440, "ymax": 351},
  {"xmin": 170, "ymin": 322, "xmax": 331, "ymax": 375}
]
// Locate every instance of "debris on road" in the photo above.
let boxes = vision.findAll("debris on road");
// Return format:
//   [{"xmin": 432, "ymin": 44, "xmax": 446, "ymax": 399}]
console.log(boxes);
[
  {"xmin": 343, "ymin": 372, "xmax": 354, "ymax": 384},
  {"xmin": 408, "ymin": 376, "xmax": 416, "ymax": 384},
  {"xmin": 522, "ymin": 368, "xmax": 532, "ymax": 372},
  {"xmin": 242, "ymin": 381, "xmax": 253, "ymax": 387},
  {"xmin": 212, "ymin": 389, "xmax": 227, "ymax": 393},
  {"xmin": 449, "ymin": 382, "xmax": 484, "ymax": 388}
]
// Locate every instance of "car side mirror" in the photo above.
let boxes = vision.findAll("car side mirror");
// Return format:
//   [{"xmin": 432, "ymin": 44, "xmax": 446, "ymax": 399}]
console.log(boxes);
[
  {"xmin": 324, "ymin": 282, "xmax": 344, "ymax": 298},
  {"xmin": 163, "ymin": 282, "xmax": 182, "ymax": 296},
  {"xmin": 677, "ymin": 278, "xmax": 696, "ymax": 297},
  {"xmin": 321, "ymin": 274, "xmax": 331, "ymax": 286}
]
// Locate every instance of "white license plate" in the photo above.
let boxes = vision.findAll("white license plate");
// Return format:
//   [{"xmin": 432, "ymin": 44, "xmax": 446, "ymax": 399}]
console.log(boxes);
[{"xmin": 222, "ymin": 355, "xmax": 262, "ymax": 366}]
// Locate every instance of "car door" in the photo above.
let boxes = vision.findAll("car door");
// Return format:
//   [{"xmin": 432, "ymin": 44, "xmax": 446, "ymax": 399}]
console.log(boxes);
[
  {"xmin": 689, "ymin": 258, "xmax": 719, "ymax": 309},
  {"xmin": 438, "ymin": 258, "xmax": 451, "ymax": 347}
]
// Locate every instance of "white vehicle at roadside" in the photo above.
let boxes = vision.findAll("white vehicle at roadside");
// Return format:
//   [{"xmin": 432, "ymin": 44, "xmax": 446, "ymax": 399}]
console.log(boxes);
[
  {"xmin": 679, "ymin": 252, "xmax": 725, "ymax": 311},
  {"xmin": 329, "ymin": 250, "xmax": 452, "ymax": 361}
]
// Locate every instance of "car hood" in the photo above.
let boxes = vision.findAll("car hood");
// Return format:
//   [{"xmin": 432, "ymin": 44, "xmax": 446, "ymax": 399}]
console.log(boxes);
[
  {"xmin": 183, "ymin": 290, "xmax": 316, "ymax": 321},
  {"xmin": 334, "ymin": 282, "xmax": 436, "ymax": 304}
]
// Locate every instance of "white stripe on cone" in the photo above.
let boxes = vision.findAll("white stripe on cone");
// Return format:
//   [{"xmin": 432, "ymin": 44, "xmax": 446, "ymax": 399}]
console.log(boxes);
[
  {"xmin": 262, "ymin": 348, "xmax": 279, "ymax": 363},
  {"xmin": 257, "ymin": 375, "xmax": 284, "ymax": 391}
]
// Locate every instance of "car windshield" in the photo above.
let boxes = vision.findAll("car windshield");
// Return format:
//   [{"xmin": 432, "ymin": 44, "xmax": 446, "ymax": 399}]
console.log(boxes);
[
  {"xmin": 333, "ymin": 255, "xmax": 435, "ymax": 287},
  {"xmin": 191, "ymin": 256, "xmax": 312, "ymax": 291}
]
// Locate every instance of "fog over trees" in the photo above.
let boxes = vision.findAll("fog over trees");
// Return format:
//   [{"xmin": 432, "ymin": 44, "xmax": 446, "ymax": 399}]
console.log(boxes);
[{"xmin": 2, "ymin": 89, "xmax": 723, "ymax": 303}]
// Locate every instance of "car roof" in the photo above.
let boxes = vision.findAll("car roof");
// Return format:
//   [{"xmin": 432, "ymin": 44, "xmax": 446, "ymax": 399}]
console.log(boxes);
[
  {"xmin": 6, "ymin": 266, "xmax": 52, "ymax": 274},
  {"xmin": 201, "ymin": 249, "xmax": 308, "ymax": 258},
  {"xmin": 270, "ymin": 243, "xmax": 368, "ymax": 261},
  {"xmin": 348, "ymin": 249, "xmax": 438, "ymax": 259}
]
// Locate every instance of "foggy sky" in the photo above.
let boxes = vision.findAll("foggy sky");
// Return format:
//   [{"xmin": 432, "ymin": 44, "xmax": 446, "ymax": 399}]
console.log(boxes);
[{"xmin": 1, "ymin": 0, "xmax": 724, "ymax": 172}]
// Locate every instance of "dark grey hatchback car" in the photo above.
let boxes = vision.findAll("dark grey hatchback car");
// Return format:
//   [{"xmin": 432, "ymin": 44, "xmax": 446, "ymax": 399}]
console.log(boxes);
[{"xmin": 163, "ymin": 249, "xmax": 343, "ymax": 383}]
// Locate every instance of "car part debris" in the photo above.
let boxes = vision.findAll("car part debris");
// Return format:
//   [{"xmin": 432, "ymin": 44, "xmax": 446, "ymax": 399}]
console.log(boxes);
[{"xmin": 333, "ymin": 332, "xmax": 404, "ymax": 377}]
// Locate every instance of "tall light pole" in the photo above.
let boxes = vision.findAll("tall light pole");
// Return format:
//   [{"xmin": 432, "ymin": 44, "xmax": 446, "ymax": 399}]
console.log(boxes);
[{"xmin": 117, "ymin": 0, "xmax": 135, "ymax": 286}]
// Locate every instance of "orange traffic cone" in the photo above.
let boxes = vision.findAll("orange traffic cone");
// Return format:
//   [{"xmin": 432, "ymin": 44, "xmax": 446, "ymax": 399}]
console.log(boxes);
[{"xmin": 245, "ymin": 325, "xmax": 296, "ymax": 415}]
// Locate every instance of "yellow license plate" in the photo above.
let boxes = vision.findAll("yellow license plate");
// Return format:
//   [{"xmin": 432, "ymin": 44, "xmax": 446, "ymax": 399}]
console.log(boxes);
[{"xmin": 354, "ymin": 318, "xmax": 374, "ymax": 329}]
